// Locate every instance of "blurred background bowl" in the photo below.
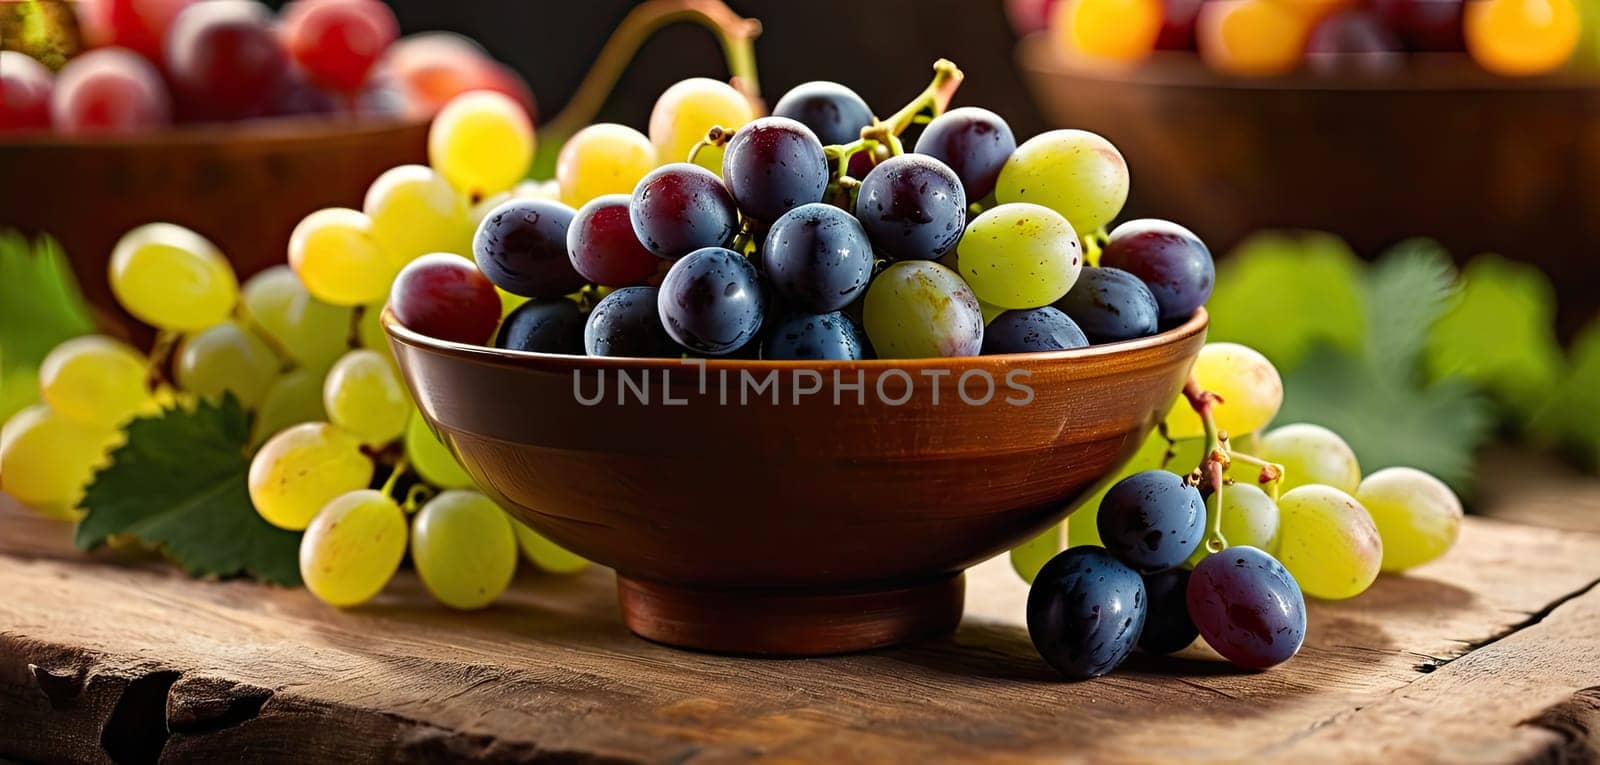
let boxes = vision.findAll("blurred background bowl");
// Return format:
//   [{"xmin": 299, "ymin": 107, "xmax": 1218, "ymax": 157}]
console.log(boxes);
[
  {"xmin": 1017, "ymin": 36, "xmax": 1600, "ymax": 333},
  {"xmin": 386, "ymin": 308, "xmax": 1208, "ymax": 655},
  {"xmin": 0, "ymin": 117, "xmax": 428, "ymax": 335}
]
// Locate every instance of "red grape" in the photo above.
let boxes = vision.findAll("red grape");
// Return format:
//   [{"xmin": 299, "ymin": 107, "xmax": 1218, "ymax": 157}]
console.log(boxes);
[
  {"xmin": 1099, "ymin": 219, "xmax": 1215, "ymax": 324},
  {"xmin": 1156, "ymin": 0, "xmax": 1205, "ymax": 50},
  {"xmin": 567, "ymin": 194, "xmax": 660, "ymax": 288},
  {"xmin": 280, "ymin": 0, "xmax": 399, "ymax": 94},
  {"xmin": 1372, "ymin": 0, "xmax": 1465, "ymax": 51},
  {"xmin": 389, "ymin": 253, "xmax": 502, "ymax": 345},
  {"xmin": 378, "ymin": 33, "xmax": 536, "ymax": 119},
  {"xmin": 1005, "ymin": 0, "xmax": 1063, "ymax": 36},
  {"xmin": 1187, "ymin": 546, "xmax": 1306, "ymax": 670},
  {"xmin": 76, "ymin": 0, "xmax": 195, "ymax": 61},
  {"xmin": 0, "ymin": 52, "xmax": 54, "ymax": 132},
  {"xmin": 165, "ymin": 0, "xmax": 289, "ymax": 122},
  {"xmin": 50, "ymin": 48, "xmax": 172, "ymax": 134}
]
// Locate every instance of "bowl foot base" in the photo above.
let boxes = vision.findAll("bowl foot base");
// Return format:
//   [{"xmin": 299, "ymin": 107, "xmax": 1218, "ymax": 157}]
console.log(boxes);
[{"xmin": 616, "ymin": 573, "xmax": 966, "ymax": 656}]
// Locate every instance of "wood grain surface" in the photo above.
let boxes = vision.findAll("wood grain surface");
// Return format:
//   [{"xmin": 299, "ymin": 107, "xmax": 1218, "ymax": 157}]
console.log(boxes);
[{"xmin": 1, "ymin": 495, "xmax": 1598, "ymax": 764}]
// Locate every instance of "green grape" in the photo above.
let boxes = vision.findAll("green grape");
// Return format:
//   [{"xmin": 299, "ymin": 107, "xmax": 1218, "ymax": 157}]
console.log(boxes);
[
  {"xmin": 38, "ymin": 335, "xmax": 152, "ymax": 428},
  {"xmin": 108, "ymin": 223, "xmax": 238, "ymax": 331},
  {"xmin": 1186, "ymin": 483, "xmax": 1281, "ymax": 567},
  {"xmin": 240, "ymin": 265, "xmax": 356, "ymax": 370},
  {"xmin": 957, "ymin": 203, "xmax": 1083, "ymax": 309},
  {"xmin": 288, "ymin": 208, "xmax": 395, "ymax": 307},
  {"xmin": 0, "ymin": 404, "xmax": 121, "ymax": 520},
  {"xmin": 496, "ymin": 286, "xmax": 529, "ymax": 319},
  {"xmin": 557, "ymin": 123, "xmax": 656, "ymax": 208},
  {"xmin": 412, "ymin": 490, "xmax": 519, "ymax": 608},
  {"xmin": 363, "ymin": 164, "xmax": 474, "ymax": 264},
  {"xmin": 404, "ymin": 411, "xmax": 472, "ymax": 489},
  {"xmin": 299, "ymin": 489, "xmax": 408, "ymax": 607},
  {"xmin": 174, "ymin": 321, "xmax": 281, "ymax": 409},
  {"xmin": 1010, "ymin": 523, "xmax": 1064, "ymax": 584},
  {"xmin": 1163, "ymin": 342, "xmax": 1284, "ymax": 441},
  {"xmin": 995, "ymin": 129, "xmax": 1129, "ymax": 237},
  {"xmin": 862, "ymin": 261, "xmax": 985, "ymax": 359},
  {"xmin": 252, "ymin": 366, "xmax": 328, "ymax": 447},
  {"xmin": 978, "ymin": 299, "xmax": 1007, "ymax": 325},
  {"xmin": 513, "ymin": 520, "xmax": 589, "ymax": 574},
  {"xmin": 356, "ymin": 302, "xmax": 397, "ymax": 366},
  {"xmin": 1258, "ymin": 423, "xmax": 1361, "ymax": 493},
  {"xmin": 248, "ymin": 422, "xmax": 374, "ymax": 531},
  {"xmin": 1276, "ymin": 485, "xmax": 1382, "ymax": 600},
  {"xmin": 324, "ymin": 350, "xmax": 408, "ymax": 445},
  {"xmin": 1356, "ymin": 467, "xmax": 1462, "ymax": 572},
  {"xmin": 429, "ymin": 91, "xmax": 535, "ymax": 199},
  {"xmin": 648, "ymin": 77, "xmax": 754, "ymax": 172}
]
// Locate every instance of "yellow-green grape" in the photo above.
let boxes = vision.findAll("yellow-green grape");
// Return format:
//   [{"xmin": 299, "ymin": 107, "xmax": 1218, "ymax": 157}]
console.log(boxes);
[
  {"xmin": 1356, "ymin": 467, "xmax": 1462, "ymax": 572},
  {"xmin": 288, "ymin": 208, "xmax": 395, "ymax": 307},
  {"xmin": 240, "ymin": 265, "xmax": 356, "ymax": 369},
  {"xmin": 978, "ymin": 299, "xmax": 1006, "ymax": 325},
  {"xmin": 404, "ymin": 411, "xmax": 472, "ymax": 489},
  {"xmin": 1276, "ymin": 485, "xmax": 1382, "ymax": 600},
  {"xmin": 513, "ymin": 520, "xmax": 589, "ymax": 574},
  {"xmin": 38, "ymin": 335, "xmax": 152, "ymax": 428},
  {"xmin": 1163, "ymin": 342, "xmax": 1283, "ymax": 440},
  {"xmin": 174, "ymin": 321, "xmax": 281, "ymax": 409},
  {"xmin": 648, "ymin": 77, "xmax": 755, "ymax": 172},
  {"xmin": 556, "ymin": 123, "xmax": 656, "ymax": 208},
  {"xmin": 1067, "ymin": 501, "xmax": 1103, "ymax": 547},
  {"xmin": 0, "ymin": 404, "xmax": 120, "ymax": 519},
  {"xmin": 957, "ymin": 203, "xmax": 1083, "ymax": 309},
  {"xmin": 363, "ymin": 164, "xmax": 474, "ymax": 264},
  {"xmin": 412, "ymin": 490, "xmax": 519, "ymax": 608},
  {"xmin": 323, "ymin": 350, "xmax": 408, "ymax": 446},
  {"xmin": 428, "ymin": 91, "xmax": 535, "ymax": 199},
  {"xmin": 1010, "ymin": 523, "xmax": 1064, "ymax": 584},
  {"xmin": 108, "ymin": 223, "xmax": 237, "ymax": 331},
  {"xmin": 298, "ymin": 489, "xmax": 407, "ymax": 607},
  {"xmin": 1185, "ymin": 483, "xmax": 1281, "ymax": 567},
  {"xmin": 995, "ymin": 129, "xmax": 1130, "ymax": 237},
  {"xmin": 356, "ymin": 302, "xmax": 395, "ymax": 365},
  {"xmin": 252, "ymin": 366, "xmax": 328, "ymax": 447},
  {"xmin": 496, "ymin": 286, "xmax": 529, "ymax": 319},
  {"xmin": 1257, "ymin": 423, "xmax": 1361, "ymax": 493},
  {"xmin": 862, "ymin": 261, "xmax": 985, "ymax": 359},
  {"xmin": 248, "ymin": 422, "xmax": 374, "ymax": 531}
]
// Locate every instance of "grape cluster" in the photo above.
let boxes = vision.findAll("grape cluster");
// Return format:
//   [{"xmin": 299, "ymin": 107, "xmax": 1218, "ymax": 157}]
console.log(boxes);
[
  {"xmin": 1015, "ymin": 341, "xmax": 1464, "ymax": 678},
  {"xmin": 0, "ymin": 0, "xmax": 535, "ymax": 135},
  {"xmin": 389, "ymin": 65, "xmax": 1212, "ymax": 364}
]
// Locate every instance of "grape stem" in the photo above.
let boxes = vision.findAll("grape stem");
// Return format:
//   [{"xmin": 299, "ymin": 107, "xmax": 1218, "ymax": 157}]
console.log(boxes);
[
  {"xmin": 1183, "ymin": 378, "xmax": 1229, "ymax": 554},
  {"xmin": 687, "ymin": 124, "xmax": 734, "ymax": 166},
  {"xmin": 820, "ymin": 59, "xmax": 965, "ymax": 205},
  {"xmin": 379, "ymin": 456, "xmax": 410, "ymax": 499},
  {"xmin": 144, "ymin": 330, "xmax": 179, "ymax": 389},
  {"xmin": 1228, "ymin": 451, "xmax": 1287, "ymax": 501}
]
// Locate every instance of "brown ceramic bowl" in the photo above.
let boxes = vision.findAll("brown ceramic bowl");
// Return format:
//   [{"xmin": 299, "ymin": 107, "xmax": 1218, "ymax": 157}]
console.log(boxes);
[
  {"xmin": 1017, "ymin": 36, "xmax": 1600, "ymax": 334},
  {"xmin": 386, "ymin": 308, "xmax": 1208, "ymax": 655},
  {"xmin": 0, "ymin": 117, "xmax": 428, "ymax": 338}
]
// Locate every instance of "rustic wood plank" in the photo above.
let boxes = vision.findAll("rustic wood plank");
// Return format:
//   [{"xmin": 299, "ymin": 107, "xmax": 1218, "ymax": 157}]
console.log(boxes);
[{"xmin": 1, "ymin": 496, "xmax": 1598, "ymax": 764}]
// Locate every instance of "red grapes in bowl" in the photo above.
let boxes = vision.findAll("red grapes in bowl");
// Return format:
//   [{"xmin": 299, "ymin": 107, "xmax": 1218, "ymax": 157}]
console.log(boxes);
[
  {"xmin": 0, "ymin": 51, "xmax": 54, "ymax": 131},
  {"xmin": 584, "ymin": 286, "xmax": 677, "ymax": 358},
  {"xmin": 568, "ymin": 194, "xmax": 661, "ymax": 288},
  {"xmin": 770, "ymin": 80, "xmax": 874, "ymax": 146},
  {"xmin": 855, "ymin": 154, "xmax": 967, "ymax": 261},
  {"xmin": 51, "ymin": 48, "xmax": 172, "ymax": 134},
  {"xmin": 390, "ymin": 253, "xmax": 501, "ymax": 346},
  {"xmin": 1051, "ymin": 266, "xmax": 1160, "ymax": 344},
  {"xmin": 165, "ymin": 0, "xmax": 290, "ymax": 121},
  {"xmin": 496, "ymin": 298, "xmax": 585, "ymax": 355},
  {"xmin": 981, "ymin": 307, "xmax": 1088, "ymax": 355},
  {"xmin": 722, "ymin": 116, "xmax": 830, "ymax": 224},
  {"xmin": 473, "ymin": 199, "xmax": 586, "ymax": 299},
  {"xmin": 760, "ymin": 202, "xmax": 874, "ymax": 314},
  {"xmin": 761, "ymin": 312, "xmax": 869, "ymax": 361},
  {"xmin": 657, "ymin": 247, "xmax": 770, "ymax": 356},
  {"xmin": 914, "ymin": 107, "xmax": 1016, "ymax": 201},
  {"xmin": 629, "ymin": 163, "xmax": 740, "ymax": 259},
  {"xmin": 1100, "ymin": 219, "xmax": 1215, "ymax": 324}
]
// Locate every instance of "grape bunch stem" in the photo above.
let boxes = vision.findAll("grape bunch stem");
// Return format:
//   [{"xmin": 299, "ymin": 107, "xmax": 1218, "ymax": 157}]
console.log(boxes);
[{"xmin": 1179, "ymin": 378, "xmax": 1287, "ymax": 555}]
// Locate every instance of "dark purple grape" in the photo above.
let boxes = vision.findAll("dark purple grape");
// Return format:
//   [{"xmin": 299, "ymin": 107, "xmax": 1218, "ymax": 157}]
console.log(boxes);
[
  {"xmin": 761, "ymin": 202, "xmax": 874, "ymax": 313},
  {"xmin": 495, "ymin": 298, "xmax": 584, "ymax": 355},
  {"xmin": 854, "ymin": 154, "xmax": 967, "ymax": 261},
  {"xmin": 1371, "ymin": 0, "xmax": 1464, "ymax": 51},
  {"xmin": 1187, "ymin": 546, "xmax": 1306, "ymax": 670},
  {"xmin": 722, "ymin": 116, "xmax": 830, "ymax": 223},
  {"xmin": 1052, "ymin": 267, "xmax": 1160, "ymax": 344},
  {"xmin": 629, "ymin": 163, "xmax": 739, "ymax": 259},
  {"xmin": 1139, "ymin": 568, "xmax": 1198, "ymax": 654},
  {"xmin": 165, "ymin": 0, "xmax": 289, "ymax": 122},
  {"xmin": 473, "ymin": 199, "xmax": 586, "ymax": 299},
  {"xmin": 982, "ymin": 307, "xmax": 1088, "ymax": 355},
  {"xmin": 1097, "ymin": 470, "xmax": 1205, "ymax": 573},
  {"xmin": 584, "ymin": 286, "xmax": 676, "ymax": 358},
  {"xmin": 1099, "ymin": 219, "xmax": 1214, "ymax": 324},
  {"xmin": 568, "ymin": 194, "xmax": 659, "ymax": 288},
  {"xmin": 761, "ymin": 312, "xmax": 867, "ymax": 360},
  {"xmin": 658, "ymin": 247, "xmax": 769, "ymax": 355},
  {"xmin": 771, "ymin": 80, "xmax": 874, "ymax": 146},
  {"xmin": 913, "ymin": 107, "xmax": 1016, "ymax": 201},
  {"xmin": 1027, "ymin": 546, "xmax": 1147, "ymax": 680},
  {"xmin": 1306, "ymin": 10, "xmax": 1405, "ymax": 76}
]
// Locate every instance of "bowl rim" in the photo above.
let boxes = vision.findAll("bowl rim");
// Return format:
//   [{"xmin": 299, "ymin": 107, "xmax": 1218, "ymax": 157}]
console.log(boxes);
[
  {"xmin": 0, "ymin": 114, "xmax": 429, "ymax": 149},
  {"xmin": 381, "ymin": 305, "xmax": 1209, "ymax": 372}
]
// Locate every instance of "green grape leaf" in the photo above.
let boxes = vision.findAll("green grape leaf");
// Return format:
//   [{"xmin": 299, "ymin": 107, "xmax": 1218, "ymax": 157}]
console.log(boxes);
[
  {"xmin": 1425, "ymin": 254, "xmax": 1564, "ymax": 417},
  {"xmin": 1205, "ymin": 231, "xmax": 1366, "ymax": 372},
  {"xmin": 0, "ymin": 231, "xmax": 96, "ymax": 419},
  {"xmin": 75, "ymin": 395, "xmax": 303, "ymax": 586},
  {"xmin": 1363, "ymin": 238, "xmax": 1458, "ymax": 382},
  {"xmin": 1532, "ymin": 320, "xmax": 1600, "ymax": 472}
]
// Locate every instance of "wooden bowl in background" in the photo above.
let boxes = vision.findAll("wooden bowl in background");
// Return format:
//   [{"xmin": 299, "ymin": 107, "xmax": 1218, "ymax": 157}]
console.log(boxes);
[
  {"xmin": 385, "ymin": 308, "xmax": 1208, "ymax": 656},
  {"xmin": 0, "ymin": 118, "xmax": 429, "ymax": 337},
  {"xmin": 1017, "ymin": 36, "xmax": 1600, "ymax": 334}
]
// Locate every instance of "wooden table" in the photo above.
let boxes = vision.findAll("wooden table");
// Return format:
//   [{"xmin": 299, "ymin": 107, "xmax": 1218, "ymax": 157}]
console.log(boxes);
[{"xmin": 2, "ymin": 490, "xmax": 1598, "ymax": 764}]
